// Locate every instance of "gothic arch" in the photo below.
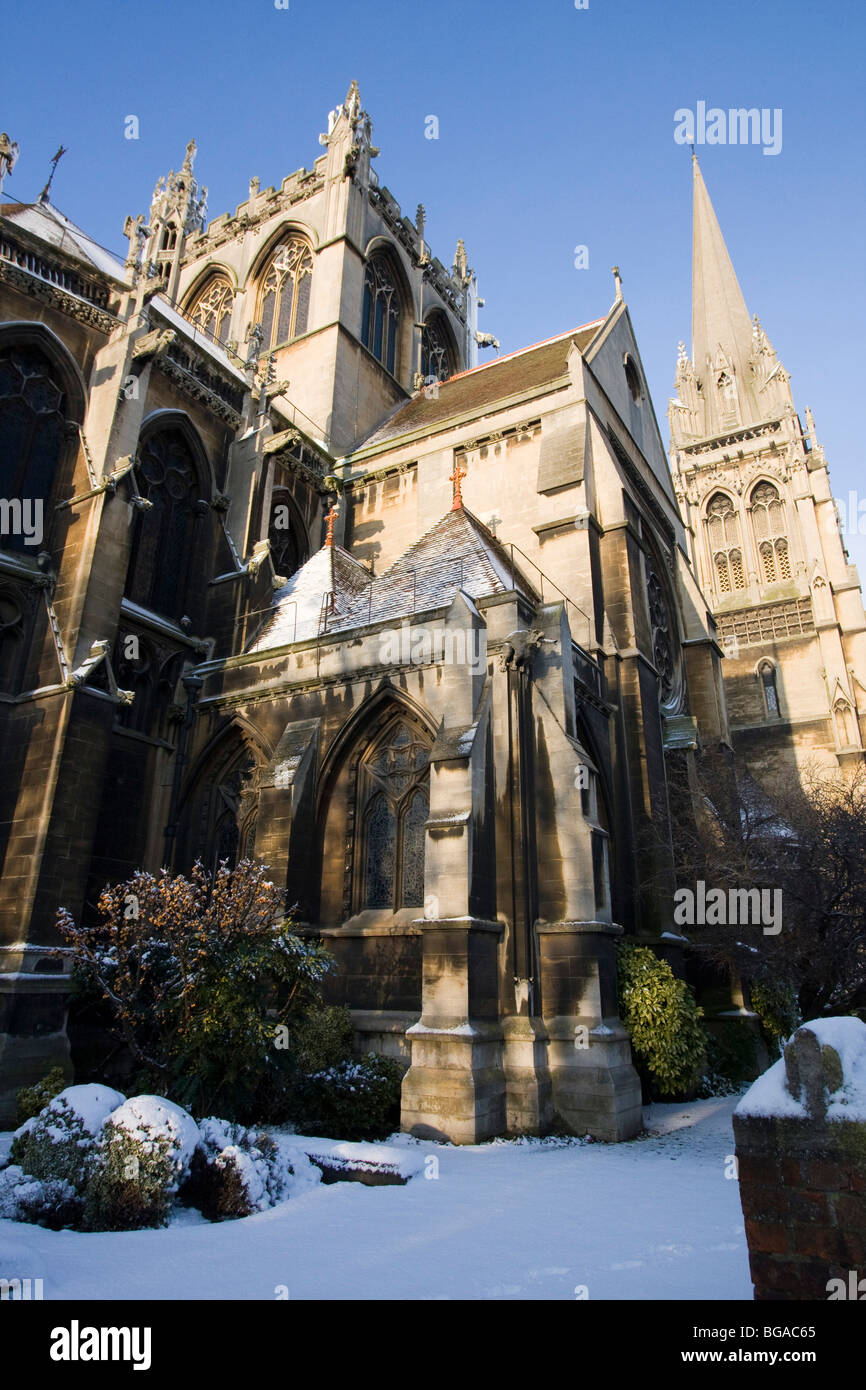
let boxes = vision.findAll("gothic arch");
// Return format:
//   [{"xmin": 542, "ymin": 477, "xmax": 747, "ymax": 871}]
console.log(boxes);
[
  {"xmin": 267, "ymin": 484, "xmax": 309, "ymax": 582},
  {"xmin": 125, "ymin": 412, "xmax": 215, "ymax": 623},
  {"xmin": 0, "ymin": 322, "xmax": 87, "ymax": 552},
  {"xmin": 182, "ymin": 268, "xmax": 237, "ymax": 347},
  {"xmin": 704, "ymin": 489, "xmax": 746, "ymax": 597},
  {"xmin": 748, "ymin": 479, "xmax": 792, "ymax": 586},
  {"xmin": 177, "ymin": 720, "xmax": 272, "ymax": 872},
  {"xmin": 641, "ymin": 537, "xmax": 685, "ymax": 715},
  {"xmin": 317, "ymin": 689, "xmax": 437, "ymax": 925},
  {"xmin": 244, "ymin": 220, "xmax": 319, "ymax": 288},
  {"xmin": 182, "ymin": 261, "xmax": 239, "ymax": 303},
  {"xmin": 360, "ymin": 238, "xmax": 416, "ymax": 381},
  {"xmin": 420, "ymin": 309, "xmax": 459, "ymax": 383}
]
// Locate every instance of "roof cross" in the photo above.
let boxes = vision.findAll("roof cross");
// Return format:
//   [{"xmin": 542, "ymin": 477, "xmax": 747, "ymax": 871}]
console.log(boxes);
[{"xmin": 449, "ymin": 459, "xmax": 466, "ymax": 512}]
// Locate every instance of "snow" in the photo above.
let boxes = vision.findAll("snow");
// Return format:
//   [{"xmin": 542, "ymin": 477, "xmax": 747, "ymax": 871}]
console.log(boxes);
[
  {"xmin": 288, "ymin": 1138, "xmax": 427, "ymax": 1182},
  {"xmin": 15, "ymin": 1084, "xmax": 127, "ymax": 1140},
  {"xmin": 0, "ymin": 1098, "xmax": 751, "ymax": 1300},
  {"xmin": 736, "ymin": 1016, "xmax": 866, "ymax": 1122},
  {"xmin": 107, "ymin": 1096, "xmax": 200, "ymax": 1176}
]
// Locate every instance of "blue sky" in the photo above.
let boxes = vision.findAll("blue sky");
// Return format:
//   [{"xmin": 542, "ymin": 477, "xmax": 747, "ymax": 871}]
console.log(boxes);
[{"xmin": 4, "ymin": 0, "xmax": 865, "ymax": 572}]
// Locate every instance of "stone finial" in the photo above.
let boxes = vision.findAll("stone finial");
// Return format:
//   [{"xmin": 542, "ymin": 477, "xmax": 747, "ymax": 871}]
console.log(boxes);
[
  {"xmin": 249, "ymin": 175, "xmax": 260, "ymax": 201},
  {"xmin": 324, "ymin": 500, "xmax": 340, "ymax": 547},
  {"xmin": 611, "ymin": 265, "xmax": 623, "ymax": 299},
  {"xmin": 784, "ymin": 1025, "xmax": 844, "ymax": 1121},
  {"xmin": 453, "ymin": 238, "xmax": 469, "ymax": 283},
  {"xmin": 345, "ymin": 80, "xmax": 361, "ymax": 122},
  {"xmin": 415, "ymin": 203, "xmax": 426, "ymax": 239}
]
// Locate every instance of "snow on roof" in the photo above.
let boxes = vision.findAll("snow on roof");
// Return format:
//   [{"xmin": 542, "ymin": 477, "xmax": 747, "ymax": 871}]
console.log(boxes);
[
  {"xmin": 247, "ymin": 505, "xmax": 538, "ymax": 656},
  {"xmin": 148, "ymin": 295, "xmax": 248, "ymax": 383},
  {"xmin": 1, "ymin": 199, "xmax": 126, "ymax": 282}
]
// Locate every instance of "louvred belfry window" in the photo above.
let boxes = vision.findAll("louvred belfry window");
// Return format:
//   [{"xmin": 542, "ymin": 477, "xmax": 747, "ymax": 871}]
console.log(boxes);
[
  {"xmin": 361, "ymin": 257, "xmax": 400, "ymax": 376},
  {"xmin": 750, "ymin": 481, "xmax": 791, "ymax": 585},
  {"xmin": 706, "ymin": 492, "xmax": 746, "ymax": 596},
  {"xmin": 257, "ymin": 239, "xmax": 313, "ymax": 351},
  {"xmin": 359, "ymin": 721, "xmax": 430, "ymax": 910},
  {"xmin": 187, "ymin": 276, "xmax": 234, "ymax": 346}
]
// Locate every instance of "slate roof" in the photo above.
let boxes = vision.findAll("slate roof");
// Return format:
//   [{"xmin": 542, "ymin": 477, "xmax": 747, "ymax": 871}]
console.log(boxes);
[
  {"xmin": 0, "ymin": 199, "xmax": 127, "ymax": 282},
  {"xmin": 247, "ymin": 505, "xmax": 539, "ymax": 654},
  {"xmin": 354, "ymin": 323, "xmax": 604, "ymax": 450}
]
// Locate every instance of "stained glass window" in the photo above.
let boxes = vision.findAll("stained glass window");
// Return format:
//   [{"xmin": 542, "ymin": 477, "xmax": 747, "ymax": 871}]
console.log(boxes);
[
  {"xmin": 187, "ymin": 276, "xmax": 234, "ymax": 346},
  {"xmin": 257, "ymin": 239, "xmax": 313, "ymax": 352},
  {"xmin": 420, "ymin": 316, "xmax": 452, "ymax": 384},
  {"xmin": 360, "ymin": 721, "xmax": 430, "ymax": 910},
  {"xmin": 0, "ymin": 344, "xmax": 67, "ymax": 552},
  {"xmin": 126, "ymin": 430, "xmax": 203, "ymax": 620},
  {"xmin": 362, "ymin": 257, "xmax": 400, "ymax": 376}
]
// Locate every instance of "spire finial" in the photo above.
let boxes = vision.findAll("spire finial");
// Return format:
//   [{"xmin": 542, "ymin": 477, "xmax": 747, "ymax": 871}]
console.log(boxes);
[
  {"xmin": 612, "ymin": 264, "xmax": 623, "ymax": 299},
  {"xmin": 324, "ymin": 500, "xmax": 340, "ymax": 547},
  {"xmin": 449, "ymin": 459, "xmax": 467, "ymax": 511},
  {"xmin": 38, "ymin": 145, "xmax": 67, "ymax": 204}
]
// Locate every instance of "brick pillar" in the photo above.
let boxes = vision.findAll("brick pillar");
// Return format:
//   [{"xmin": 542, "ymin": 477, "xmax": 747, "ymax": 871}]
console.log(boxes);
[{"xmin": 734, "ymin": 1019, "xmax": 866, "ymax": 1300}]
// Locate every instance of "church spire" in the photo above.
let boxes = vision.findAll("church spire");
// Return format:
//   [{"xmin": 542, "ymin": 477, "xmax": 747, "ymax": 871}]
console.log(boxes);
[{"xmin": 691, "ymin": 154, "xmax": 753, "ymax": 381}]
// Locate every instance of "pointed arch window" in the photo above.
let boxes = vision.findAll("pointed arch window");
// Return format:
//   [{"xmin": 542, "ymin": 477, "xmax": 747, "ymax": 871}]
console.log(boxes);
[
  {"xmin": 0, "ymin": 343, "xmax": 69, "ymax": 553},
  {"xmin": 750, "ymin": 482, "xmax": 791, "ymax": 585},
  {"xmin": 358, "ymin": 721, "xmax": 430, "ymax": 910},
  {"xmin": 187, "ymin": 275, "xmax": 234, "ymax": 347},
  {"xmin": 362, "ymin": 255, "xmax": 400, "ymax": 376},
  {"xmin": 420, "ymin": 315, "xmax": 454, "ymax": 384},
  {"xmin": 257, "ymin": 238, "xmax": 313, "ymax": 351},
  {"xmin": 126, "ymin": 428, "xmax": 207, "ymax": 622},
  {"xmin": 758, "ymin": 660, "xmax": 780, "ymax": 718},
  {"xmin": 706, "ymin": 492, "xmax": 746, "ymax": 596}
]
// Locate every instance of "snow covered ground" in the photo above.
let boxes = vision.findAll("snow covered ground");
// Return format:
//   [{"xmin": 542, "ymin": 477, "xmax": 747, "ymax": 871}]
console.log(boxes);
[{"xmin": 0, "ymin": 1096, "xmax": 752, "ymax": 1300}]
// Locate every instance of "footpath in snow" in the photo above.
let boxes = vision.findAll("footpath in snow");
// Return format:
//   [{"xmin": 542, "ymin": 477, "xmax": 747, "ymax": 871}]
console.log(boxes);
[{"xmin": 0, "ymin": 1096, "xmax": 751, "ymax": 1301}]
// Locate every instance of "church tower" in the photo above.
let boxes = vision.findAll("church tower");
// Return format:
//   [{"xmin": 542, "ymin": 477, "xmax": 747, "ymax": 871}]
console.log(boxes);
[{"xmin": 668, "ymin": 155, "xmax": 866, "ymax": 784}]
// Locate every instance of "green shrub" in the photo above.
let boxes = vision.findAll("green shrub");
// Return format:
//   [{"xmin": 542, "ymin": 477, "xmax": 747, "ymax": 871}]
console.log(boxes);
[
  {"xmin": 616, "ymin": 943, "xmax": 706, "ymax": 1098},
  {"xmin": 83, "ymin": 1095, "xmax": 199, "ymax": 1231},
  {"xmin": 9, "ymin": 1085, "xmax": 125, "ymax": 1194},
  {"xmin": 291, "ymin": 1053, "xmax": 403, "ymax": 1141},
  {"xmin": 292, "ymin": 1004, "xmax": 354, "ymax": 1073},
  {"xmin": 16, "ymin": 1066, "xmax": 67, "ymax": 1126},
  {"xmin": 698, "ymin": 1026, "xmax": 757, "ymax": 1097},
  {"xmin": 750, "ymin": 980, "xmax": 801, "ymax": 1056}
]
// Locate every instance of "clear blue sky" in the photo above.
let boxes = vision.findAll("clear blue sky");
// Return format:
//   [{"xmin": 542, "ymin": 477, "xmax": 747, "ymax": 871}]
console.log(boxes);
[{"xmin": 4, "ymin": 0, "xmax": 865, "ymax": 572}]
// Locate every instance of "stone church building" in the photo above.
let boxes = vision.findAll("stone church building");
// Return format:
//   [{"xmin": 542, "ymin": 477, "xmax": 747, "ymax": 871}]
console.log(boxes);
[{"xmin": 1, "ymin": 87, "xmax": 863, "ymax": 1135}]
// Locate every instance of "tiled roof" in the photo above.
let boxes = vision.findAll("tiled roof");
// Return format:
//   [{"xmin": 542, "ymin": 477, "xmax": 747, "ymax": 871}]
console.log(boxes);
[
  {"xmin": 247, "ymin": 506, "xmax": 538, "ymax": 654},
  {"xmin": 354, "ymin": 323, "xmax": 604, "ymax": 450}
]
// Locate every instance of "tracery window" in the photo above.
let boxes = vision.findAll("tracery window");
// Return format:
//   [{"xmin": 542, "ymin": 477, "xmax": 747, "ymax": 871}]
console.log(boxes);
[
  {"xmin": 359, "ymin": 721, "xmax": 429, "ymax": 910},
  {"xmin": 420, "ymin": 316, "xmax": 453, "ymax": 384},
  {"xmin": 126, "ymin": 429, "xmax": 206, "ymax": 622},
  {"xmin": 0, "ymin": 584, "xmax": 26, "ymax": 694},
  {"xmin": 706, "ymin": 492, "xmax": 746, "ymax": 596},
  {"xmin": 750, "ymin": 482, "xmax": 791, "ymax": 585},
  {"xmin": 257, "ymin": 239, "xmax": 313, "ymax": 351},
  {"xmin": 758, "ymin": 660, "xmax": 780, "ymax": 718},
  {"xmin": 268, "ymin": 486, "xmax": 307, "ymax": 582},
  {"xmin": 0, "ymin": 344, "xmax": 68, "ymax": 552},
  {"xmin": 362, "ymin": 256, "xmax": 401, "ymax": 376},
  {"xmin": 187, "ymin": 276, "xmax": 234, "ymax": 347}
]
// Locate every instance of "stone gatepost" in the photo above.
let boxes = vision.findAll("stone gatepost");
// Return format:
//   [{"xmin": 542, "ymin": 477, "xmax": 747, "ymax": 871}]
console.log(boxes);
[{"xmin": 733, "ymin": 1018, "xmax": 866, "ymax": 1300}]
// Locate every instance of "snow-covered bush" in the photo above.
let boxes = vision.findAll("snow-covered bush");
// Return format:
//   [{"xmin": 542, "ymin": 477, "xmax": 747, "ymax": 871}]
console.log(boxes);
[
  {"xmin": 9, "ymin": 1083, "xmax": 126, "ymax": 1195},
  {"xmin": 617, "ymin": 943, "xmax": 706, "ymax": 1099},
  {"xmin": 292, "ymin": 1053, "xmax": 403, "ymax": 1141},
  {"xmin": 184, "ymin": 1118, "xmax": 294, "ymax": 1221},
  {"xmin": 84, "ymin": 1095, "xmax": 199, "ymax": 1232}
]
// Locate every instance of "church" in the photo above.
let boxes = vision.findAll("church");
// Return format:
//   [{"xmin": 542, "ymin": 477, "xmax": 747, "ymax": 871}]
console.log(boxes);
[{"xmin": 1, "ymin": 84, "xmax": 863, "ymax": 1137}]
